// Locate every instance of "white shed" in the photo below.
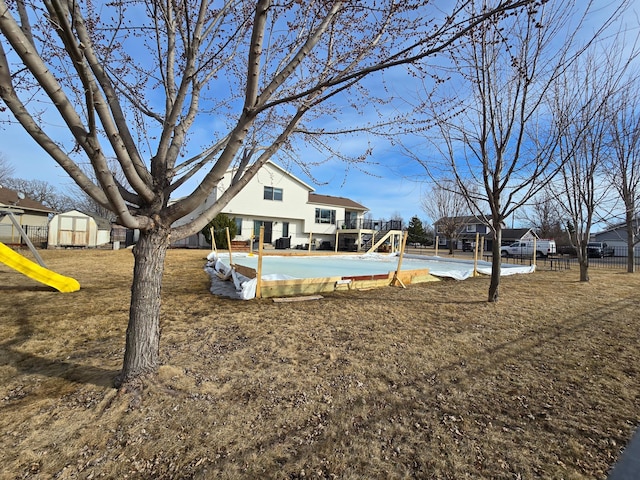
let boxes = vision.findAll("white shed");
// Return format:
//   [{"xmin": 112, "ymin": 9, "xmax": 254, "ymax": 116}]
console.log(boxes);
[{"xmin": 48, "ymin": 210, "xmax": 111, "ymax": 248}]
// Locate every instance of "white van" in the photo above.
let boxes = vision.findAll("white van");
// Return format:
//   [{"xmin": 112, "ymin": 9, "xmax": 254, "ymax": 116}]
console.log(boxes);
[{"xmin": 500, "ymin": 240, "xmax": 556, "ymax": 258}]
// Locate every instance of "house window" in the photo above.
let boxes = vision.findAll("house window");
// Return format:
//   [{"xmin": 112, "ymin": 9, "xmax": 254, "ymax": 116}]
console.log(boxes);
[
  {"xmin": 315, "ymin": 208, "xmax": 336, "ymax": 224},
  {"xmin": 264, "ymin": 186, "xmax": 283, "ymax": 201},
  {"xmin": 282, "ymin": 221, "xmax": 289, "ymax": 237},
  {"xmin": 466, "ymin": 224, "xmax": 476, "ymax": 232},
  {"xmin": 234, "ymin": 217, "xmax": 242, "ymax": 236}
]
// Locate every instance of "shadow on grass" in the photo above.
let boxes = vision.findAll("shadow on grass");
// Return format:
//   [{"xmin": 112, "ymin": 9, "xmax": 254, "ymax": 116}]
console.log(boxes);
[
  {"xmin": 194, "ymin": 294, "xmax": 636, "ymax": 478},
  {"xmin": 1, "ymin": 347, "xmax": 119, "ymax": 388},
  {"xmin": 1, "ymin": 293, "xmax": 120, "ymax": 388},
  {"xmin": 0, "ymin": 284, "xmax": 56, "ymax": 292}
]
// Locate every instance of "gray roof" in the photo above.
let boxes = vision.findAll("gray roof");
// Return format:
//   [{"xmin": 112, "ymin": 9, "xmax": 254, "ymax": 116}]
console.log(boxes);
[
  {"xmin": 308, "ymin": 193, "xmax": 367, "ymax": 211},
  {"xmin": 435, "ymin": 215, "xmax": 492, "ymax": 225},
  {"xmin": 502, "ymin": 228, "xmax": 537, "ymax": 240}
]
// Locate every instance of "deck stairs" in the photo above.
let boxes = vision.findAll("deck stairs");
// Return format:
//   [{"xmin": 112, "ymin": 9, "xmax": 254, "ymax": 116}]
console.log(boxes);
[{"xmin": 363, "ymin": 229, "xmax": 402, "ymax": 253}]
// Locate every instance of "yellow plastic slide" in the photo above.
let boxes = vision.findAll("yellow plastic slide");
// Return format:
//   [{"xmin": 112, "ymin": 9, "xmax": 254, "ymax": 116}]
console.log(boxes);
[{"xmin": 0, "ymin": 241, "xmax": 80, "ymax": 292}]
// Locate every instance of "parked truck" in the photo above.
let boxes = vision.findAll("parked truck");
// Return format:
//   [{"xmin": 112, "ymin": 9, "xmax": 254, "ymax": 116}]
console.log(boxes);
[
  {"xmin": 586, "ymin": 242, "xmax": 615, "ymax": 258},
  {"xmin": 500, "ymin": 240, "xmax": 556, "ymax": 258}
]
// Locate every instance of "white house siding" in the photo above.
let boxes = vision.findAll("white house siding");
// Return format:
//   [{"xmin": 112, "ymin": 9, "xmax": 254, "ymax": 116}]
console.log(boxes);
[
  {"xmin": 0, "ymin": 210, "xmax": 49, "ymax": 229},
  {"xmin": 14, "ymin": 212, "xmax": 49, "ymax": 228},
  {"xmin": 305, "ymin": 206, "xmax": 344, "ymax": 235},
  {"xmin": 171, "ymin": 161, "xmax": 367, "ymax": 249},
  {"xmin": 214, "ymin": 163, "xmax": 328, "ymax": 247},
  {"xmin": 233, "ymin": 216, "xmax": 306, "ymax": 245},
  {"xmin": 97, "ymin": 229, "xmax": 111, "ymax": 245},
  {"xmin": 221, "ymin": 164, "xmax": 311, "ymax": 221}
]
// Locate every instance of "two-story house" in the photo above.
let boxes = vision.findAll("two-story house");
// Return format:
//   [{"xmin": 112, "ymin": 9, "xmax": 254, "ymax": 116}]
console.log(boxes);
[
  {"xmin": 433, "ymin": 215, "xmax": 491, "ymax": 251},
  {"xmin": 172, "ymin": 161, "xmax": 394, "ymax": 251}
]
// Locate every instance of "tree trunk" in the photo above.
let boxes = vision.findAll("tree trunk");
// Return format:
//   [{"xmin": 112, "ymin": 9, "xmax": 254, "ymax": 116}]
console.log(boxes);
[
  {"xmin": 576, "ymin": 242, "xmax": 590, "ymax": 282},
  {"xmin": 488, "ymin": 229, "xmax": 502, "ymax": 302},
  {"xmin": 627, "ymin": 212, "xmax": 635, "ymax": 273},
  {"xmin": 579, "ymin": 260, "xmax": 590, "ymax": 282},
  {"xmin": 116, "ymin": 227, "xmax": 170, "ymax": 387}
]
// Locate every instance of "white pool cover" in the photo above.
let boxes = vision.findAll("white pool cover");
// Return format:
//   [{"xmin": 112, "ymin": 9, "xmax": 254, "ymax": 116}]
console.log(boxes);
[{"xmin": 204, "ymin": 252, "xmax": 535, "ymax": 300}]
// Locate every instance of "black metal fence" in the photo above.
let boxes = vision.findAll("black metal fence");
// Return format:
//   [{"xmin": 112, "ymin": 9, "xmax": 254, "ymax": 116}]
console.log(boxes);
[
  {"xmin": 0, "ymin": 224, "xmax": 48, "ymax": 248},
  {"xmin": 406, "ymin": 244, "xmax": 640, "ymax": 270},
  {"xmin": 499, "ymin": 252, "xmax": 640, "ymax": 270}
]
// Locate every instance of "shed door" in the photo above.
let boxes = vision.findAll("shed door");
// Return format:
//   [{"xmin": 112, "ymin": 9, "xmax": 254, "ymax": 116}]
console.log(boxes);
[{"xmin": 58, "ymin": 216, "xmax": 89, "ymax": 246}]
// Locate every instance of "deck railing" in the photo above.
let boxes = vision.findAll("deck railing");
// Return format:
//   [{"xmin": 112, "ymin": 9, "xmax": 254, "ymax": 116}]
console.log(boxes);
[{"xmin": 339, "ymin": 219, "xmax": 403, "ymax": 230}]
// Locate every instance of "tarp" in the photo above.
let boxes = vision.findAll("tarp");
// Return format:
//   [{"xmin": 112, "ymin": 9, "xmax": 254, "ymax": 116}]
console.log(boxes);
[{"xmin": 204, "ymin": 251, "xmax": 535, "ymax": 300}]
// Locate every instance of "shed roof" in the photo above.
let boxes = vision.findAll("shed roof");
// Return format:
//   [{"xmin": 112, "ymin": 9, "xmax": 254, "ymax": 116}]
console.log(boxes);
[{"xmin": 54, "ymin": 209, "xmax": 113, "ymax": 230}]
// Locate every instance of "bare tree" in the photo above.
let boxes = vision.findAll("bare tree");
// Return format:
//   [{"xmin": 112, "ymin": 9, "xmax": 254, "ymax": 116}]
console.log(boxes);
[
  {"xmin": 550, "ymin": 46, "xmax": 631, "ymax": 281},
  {"xmin": 387, "ymin": 211, "xmax": 404, "ymax": 222},
  {"xmin": 0, "ymin": 151, "xmax": 13, "ymax": 184},
  {"xmin": 421, "ymin": 180, "xmax": 472, "ymax": 254},
  {"xmin": 3, "ymin": 177, "xmax": 75, "ymax": 211},
  {"xmin": 413, "ymin": 0, "xmax": 612, "ymax": 301},
  {"xmin": 0, "ymin": 0, "xmax": 537, "ymax": 386},
  {"xmin": 520, "ymin": 191, "xmax": 566, "ymax": 240},
  {"xmin": 68, "ymin": 158, "xmax": 129, "ymax": 221},
  {"xmin": 605, "ymin": 73, "xmax": 640, "ymax": 272}
]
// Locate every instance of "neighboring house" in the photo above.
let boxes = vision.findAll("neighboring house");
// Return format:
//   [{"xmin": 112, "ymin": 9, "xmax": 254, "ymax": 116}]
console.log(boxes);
[
  {"xmin": 501, "ymin": 228, "xmax": 539, "ymax": 245},
  {"xmin": 434, "ymin": 215, "xmax": 495, "ymax": 251},
  {"xmin": 433, "ymin": 216, "xmax": 539, "ymax": 252},
  {"xmin": 0, "ymin": 186, "xmax": 54, "ymax": 246},
  {"xmin": 591, "ymin": 219, "xmax": 640, "ymax": 255},
  {"xmin": 171, "ymin": 161, "xmax": 397, "ymax": 251},
  {"xmin": 48, "ymin": 210, "xmax": 112, "ymax": 248}
]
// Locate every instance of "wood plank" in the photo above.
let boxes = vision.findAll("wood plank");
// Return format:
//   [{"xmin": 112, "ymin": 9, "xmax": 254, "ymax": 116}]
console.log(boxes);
[
  {"xmin": 272, "ymin": 295, "xmax": 324, "ymax": 303},
  {"xmin": 261, "ymin": 276, "xmax": 342, "ymax": 287},
  {"xmin": 233, "ymin": 263, "xmax": 257, "ymax": 279},
  {"xmin": 341, "ymin": 273, "xmax": 392, "ymax": 281}
]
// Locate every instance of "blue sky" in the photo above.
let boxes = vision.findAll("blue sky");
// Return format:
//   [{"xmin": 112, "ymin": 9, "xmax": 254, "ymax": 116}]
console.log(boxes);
[
  {"xmin": 2, "ymin": 117, "xmax": 430, "ymax": 224},
  {"xmin": 0, "ymin": 4, "xmax": 431, "ymax": 226},
  {"xmin": 1, "ymin": 1, "xmax": 635, "ymax": 229}
]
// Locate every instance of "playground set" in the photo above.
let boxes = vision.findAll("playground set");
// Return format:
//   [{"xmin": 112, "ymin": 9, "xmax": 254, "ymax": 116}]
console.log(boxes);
[{"xmin": 0, "ymin": 207, "xmax": 80, "ymax": 293}]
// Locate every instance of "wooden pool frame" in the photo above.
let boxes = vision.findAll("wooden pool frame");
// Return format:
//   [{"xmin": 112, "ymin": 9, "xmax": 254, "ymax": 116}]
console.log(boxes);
[{"xmin": 222, "ymin": 227, "xmax": 440, "ymax": 299}]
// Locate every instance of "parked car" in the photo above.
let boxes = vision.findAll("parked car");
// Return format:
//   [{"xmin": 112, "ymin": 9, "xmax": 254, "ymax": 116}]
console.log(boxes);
[{"xmin": 587, "ymin": 242, "xmax": 615, "ymax": 258}]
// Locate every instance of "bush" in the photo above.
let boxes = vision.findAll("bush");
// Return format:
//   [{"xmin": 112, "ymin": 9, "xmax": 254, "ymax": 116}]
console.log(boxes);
[{"xmin": 201, "ymin": 213, "xmax": 238, "ymax": 249}]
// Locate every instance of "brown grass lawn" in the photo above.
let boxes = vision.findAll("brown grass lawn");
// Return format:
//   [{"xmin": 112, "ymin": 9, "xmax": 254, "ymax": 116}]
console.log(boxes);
[{"xmin": 1, "ymin": 248, "xmax": 639, "ymax": 479}]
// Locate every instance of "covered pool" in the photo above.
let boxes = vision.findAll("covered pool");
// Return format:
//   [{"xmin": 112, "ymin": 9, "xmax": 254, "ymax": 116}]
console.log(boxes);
[{"xmin": 205, "ymin": 252, "xmax": 535, "ymax": 299}]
